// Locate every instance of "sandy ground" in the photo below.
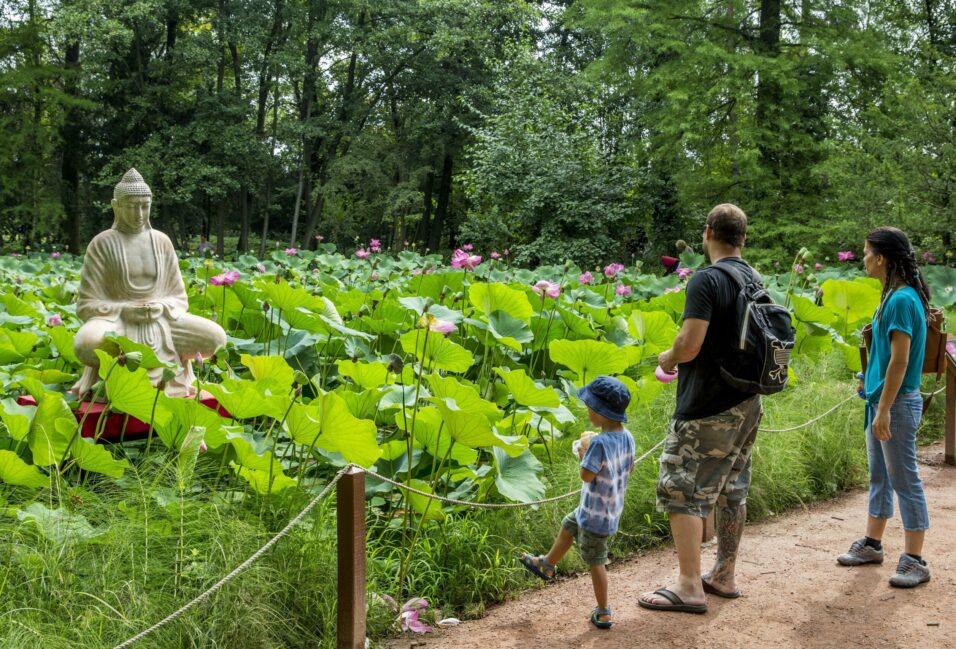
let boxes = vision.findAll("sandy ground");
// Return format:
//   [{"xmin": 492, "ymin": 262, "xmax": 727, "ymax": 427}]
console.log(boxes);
[{"xmin": 390, "ymin": 443, "xmax": 956, "ymax": 649}]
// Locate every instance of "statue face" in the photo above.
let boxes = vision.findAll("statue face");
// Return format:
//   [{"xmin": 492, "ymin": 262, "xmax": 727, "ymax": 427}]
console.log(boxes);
[{"xmin": 112, "ymin": 196, "xmax": 151, "ymax": 231}]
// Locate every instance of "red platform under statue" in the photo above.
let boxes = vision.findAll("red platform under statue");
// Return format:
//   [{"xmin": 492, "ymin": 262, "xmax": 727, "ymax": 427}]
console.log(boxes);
[{"xmin": 16, "ymin": 392, "xmax": 230, "ymax": 442}]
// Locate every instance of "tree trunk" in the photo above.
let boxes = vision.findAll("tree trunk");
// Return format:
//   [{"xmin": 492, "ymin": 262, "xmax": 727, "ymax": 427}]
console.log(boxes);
[
  {"xmin": 429, "ymin": 154, "xmax": 453, "ymax": 252},
  {"xmin": 216, "ymin": 199, "xmax": 226, "ymax": 257},
  {"xmin": 60, "ymin": 40, "xmax": 82, "ymax": 253},
  {"xmin": 756, "ymin": 0, "xmax": 781, "ymax": 170},
  {"xmin": 416, "ymin": 170, "xmax": 434, "ymax": 245}
]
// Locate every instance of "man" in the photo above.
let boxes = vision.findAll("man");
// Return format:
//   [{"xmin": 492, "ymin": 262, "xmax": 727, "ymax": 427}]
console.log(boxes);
[
  {"xmin": 638, "ymin": 203, "xmax": 763, "ymax": 614},
  {"xmin": 72, "ymin": 168, "xmax": 226, "ymax": 398}
]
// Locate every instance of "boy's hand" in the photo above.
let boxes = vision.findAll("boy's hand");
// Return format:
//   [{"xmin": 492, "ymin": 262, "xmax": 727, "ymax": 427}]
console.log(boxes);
[{"xmin": 578, "ymin": 431, "xmax": 596, "ymax": 459}]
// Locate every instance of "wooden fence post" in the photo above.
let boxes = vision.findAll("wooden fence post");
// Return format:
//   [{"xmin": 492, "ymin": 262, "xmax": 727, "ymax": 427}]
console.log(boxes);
[
  {"xmin": 945, "ymin": 352, "xmax": 955, "ymax": 467},
  {"xmin": 337, "ymin": 467, "xmax": 366, "ymax": 649}
]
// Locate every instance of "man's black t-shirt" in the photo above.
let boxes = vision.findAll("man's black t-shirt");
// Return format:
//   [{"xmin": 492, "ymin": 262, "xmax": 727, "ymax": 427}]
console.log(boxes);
[{"xmin": 674, "ymin": 257, "xmax": 754, "ymax": 420}]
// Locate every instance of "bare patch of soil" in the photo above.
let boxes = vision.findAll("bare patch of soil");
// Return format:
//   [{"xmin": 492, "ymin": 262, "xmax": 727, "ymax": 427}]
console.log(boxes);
[{"xmin": 391, "ymin": 443, "xmax": 956, "ymax": 649}]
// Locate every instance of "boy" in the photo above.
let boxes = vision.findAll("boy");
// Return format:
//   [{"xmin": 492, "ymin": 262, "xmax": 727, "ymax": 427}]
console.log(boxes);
[{"xmin": 519, "ymin": 375, "xmax": 635, "ymax": 629}]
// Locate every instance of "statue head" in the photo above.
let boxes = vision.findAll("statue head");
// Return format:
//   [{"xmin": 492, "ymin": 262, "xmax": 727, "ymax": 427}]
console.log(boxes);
[{"xmin": 111, "ymin": 168, "xmax": 153, "ymax": 233}]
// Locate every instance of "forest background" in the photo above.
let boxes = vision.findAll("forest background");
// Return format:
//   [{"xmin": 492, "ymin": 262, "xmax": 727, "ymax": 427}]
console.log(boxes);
[{"xmin": 2, "ymin": 0, "xmax": 954, "ymax": 267}]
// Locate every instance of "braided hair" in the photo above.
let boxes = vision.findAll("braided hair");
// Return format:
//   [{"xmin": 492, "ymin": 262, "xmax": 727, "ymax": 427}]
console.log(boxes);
[{"xmin": 866, "ymin": 226, "xmax": 932, "ymax": 319}]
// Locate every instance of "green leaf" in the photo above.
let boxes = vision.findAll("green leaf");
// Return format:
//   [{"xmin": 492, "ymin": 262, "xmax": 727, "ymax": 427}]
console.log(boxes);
[
  {"xmin": 405, "ymin": 478, "xmax": 445, "ymax": 521},
  {"xmin": 47, "ymin": 327, "xmax": 79, "ymax": 365},
  {"xmin": 494, "ymin": 368, "xmax": 560, "ymax": 408},
  {"xmin": 231, "ymin": 463, "xmax": 298, "ymax": 494},
  {"xmin": 262, "ymin": 281, "xmax": 319, "ymax": 313},
  {"xmin": 469, "ymin": 282, "xmax": 534, "ymax": 322},
  {"xmin": 627, "ymin": 311, "xmax": 678, "ymax": 353},
  {"xmin": 98, "ymin": 350, "xmax": 170, "ymax": 431},
  {"xmin": 242, "ymin": 354, "xmax": 294, "ymax": 389},
  {"xmin": 176, "ymin": 426, "xmax": 206, "ymax": 489},
  {"xmin": 394, "ymin": 406, "xmax": 479, "ymax": 466},
  {"xmin": 399, "ymin": 330, "xmax": 474, "ymax": 373},
  {"xmin": 821, "ymin": 279, "xmax": 881, "ymax": 325},
  {"xmin": 427, "ymin": 374, "xmax": 500, "ymax": 421},
  {"xmin": 104, "ymin": 334, "xmax": 179, "ymax": 370},
  {"xmin": 27, "ymin": 389, "xmax": 76, "ymax": 467},
  {"xmin": 64, "ymin": 421, "xmax": 129, "ymax": 478},
  {"xmin": 433, "ymin": 401, "xmax": 526, "ymax": 456},
  {"xmin": 790, "ymin": 294, "xmax": 836, "ymax": 325},
  {"xmin": 492, "ymin": 447, "xmax": 546, "ymax": 503},
  {"xmin": 337, "ymin": 360, "xmax": 392, "ymax": 389},
  {"xmin": 17, "ymin": 503, "xmax": 103, "ymax": 546},
  {"xmin": 486, "ymin": 311, "xmax": 534, "ymax": 351},
  {"xmin": 0, "ymin": 398, "xmax": 35, "ymax": 441},
  {"xmin": 548, "ymin": 339, "xmax": 631, "ymax": 385},
  {"xmin": 0, "ymin": 450, "xmax": 48, "ymax": 488},
  {"xmin": 284, "ymin": 393, "xmax": 382, "ymax": 467},
  {"xmin": 201, "ymin": 378, "xmax": 290, "ymax": 420}
]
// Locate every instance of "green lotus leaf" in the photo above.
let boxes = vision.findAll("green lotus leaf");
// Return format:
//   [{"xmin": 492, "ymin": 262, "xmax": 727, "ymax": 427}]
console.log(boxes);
[
  {"xmin": 17, "ymin": 502, "xmax": 103, "ymax": 546},
  {"xmin": 18, "ymin": 368, "xmax": 76, "ymax": 385},
  {"xmin": 413, "ymin": 272, "xmax": 465, "ymax": 302},
  {"xmin": 628, "ymin": 311, "xmax": 679, "ymax": 354},
  {"xmin": 0, "ymin": 450, "xmax": 48, "ymax": 488},
  {"xmin": 27, "ymin": 387, "xmax": 76, "ymax": 466},
  {"xmin": 201, "ymin": 378, "xmax": 289, "ymax": 420},
  {"xmin": 284, "ymin": 393, "xmax": 381, "ymax": 467},
  {"xmin": 104, "ymin": 334, "xmax": 179, "ymax": 370},
  {"xmin": 47, "ymin": 327, "xmax": 80, "ymax": 365},
  {"xmin": 616, "ymin": 374, "xmax": 665, "ymax": 410},
  {"xmin": 492, "ymin": 447, "xmax": 546, "ymax": 503},
  {"xmin": 0, "ymin": 398, "xmax": 35, "ymax": 441},
  {"xmin": 548, "ymin": 339, "xmax": 630, "ymax": 385},
  {"xmin": 282, "ymin": 308, "xmax": 333, "ymax": 335},
  {"xmin": 1, "ymin": 293, "xmax": 41, "ymax": 318},
  {"xmin": 680, "ymin": 250, "xmax": 706, "ymax": 270},
  {"xmin": 923, "ymin": 265, "xmax": 956, "ymax": 307},
  {"xmin": 61, "ymin": 420, "xmax": 129, "ymax": 478},
  {"xmin": 530, "ymin": 314, "xmax": 569, "ymax": 350},
  {"xmin": 262, "ymin": 281, "xmax": 318, "ymax": 313},
  {"xmin": 176, "ymin": 426, "xmax": 206, "ymax": 489},
  {"xmin": 530, "ymin": 403, "xmax": 576, "ymax": 425},
  {"xmin": 494, "ymin": 368, "xmax": 560, "ymax": 408},
  {"xmin": 232, "ymin": 463, "xmax": 298, "ymax": 494},
  {"xmin": 156, "ymin": 396, "xmax": 229, "ymax": 450},
  {"xmin": 379, "ymin": 383, "xmax": 430, "ymax": 410},
  {"xmin": 96, "ymin": 351, "xmax": 172, "ymax": 432},
  {"xmin": 230, "ymin": 282, "xmax": 266, "ymax": 310},
  {"xmin": 394, "ymin": 406, "xmax": 479, "ymax": 466},
  {"xmin": 790, "ymin": 294, "xmax": 837, "ymax": 325},
  {"xmin": 400, "ymin": 330, "xmax": 474, "ymax": 373},
  {"xmin": 469, "ymin": 282, "xmax": 533, "ymax": 322},
  {"xmin": 242, "ymin": 354, "xmax": 294, "ymax": 389},
  {"xmin": 405, "ymin": 478, "xmax": 445, "ymax": 521},
  {"xmin": 486, "ymin": 311, "xmax": 534, "ymax": 351},
  {"xmin": 821, "ymin": 279, "xmax": 881, "ymax": 325},
  {"xmin": 603, "ymin": 316, "xmax": 637, "ymax": 347},
  {"xmin": 794, "ymin": 322, "xmax": 833, "ymax": 355},
  {"xmin": 433, "ymin": 401, "xmax": 525, "ymax": 456},
  {"xmin": 336, "ymin": 387, "xmax": 382, "ymax": 420},
  {"xmin": 558, "ymin": 306, "xmax": 597, "ymax": 338},
  {"xmin": 839, "ymin": 341, "xmax": 863, "ymax": 373},
  {"xmin": 0, "ymin": 329, "xmax": 38, "ymax": 363},
  {"xmin": 427, "ymin": 374, "xmax": 500, "ymax": 421},
  {"xmin": 337, "ymin": 359, "xmax": 392, "ymax": 389},
  {"xmin": 380, "ymin": 439, "xmax": 407, "ymax": 462}
]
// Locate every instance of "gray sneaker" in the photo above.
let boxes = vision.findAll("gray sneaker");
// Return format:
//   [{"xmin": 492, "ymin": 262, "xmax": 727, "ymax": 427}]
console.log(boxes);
[
  {"xmin": 836, "ymin": 538, "xmax": 884, "ymax": 566},
  {"xmin": 888, "ymin": 554, "xmax": 930, "ymax": 588}
]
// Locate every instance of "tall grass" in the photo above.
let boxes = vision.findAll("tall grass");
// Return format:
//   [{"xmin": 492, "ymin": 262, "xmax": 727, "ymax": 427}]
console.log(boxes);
[{"xmin": 2, "ymin": 351, "xmax": 936, "ymax": 647}]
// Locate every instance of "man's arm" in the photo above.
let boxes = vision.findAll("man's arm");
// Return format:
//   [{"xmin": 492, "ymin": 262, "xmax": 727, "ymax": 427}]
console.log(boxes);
[{"xmin": 658, "ymin": 318, "xmax": 710, "ymax": 372}]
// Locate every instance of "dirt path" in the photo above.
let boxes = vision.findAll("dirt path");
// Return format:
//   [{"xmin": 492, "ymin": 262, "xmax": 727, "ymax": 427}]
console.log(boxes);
[{"xmin": 391, "ymin": 443, "xmax": 956, "ymax": 649}]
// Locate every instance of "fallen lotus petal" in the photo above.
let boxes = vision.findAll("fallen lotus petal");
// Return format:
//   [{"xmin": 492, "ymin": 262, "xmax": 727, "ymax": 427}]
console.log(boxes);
[
  {"xmin": 437, "ymin": 618, "xmax": 461, "ymax": 627},
  {"xmin": 401, "ymin": 597, "xmax": 429, "ymax": 612}
]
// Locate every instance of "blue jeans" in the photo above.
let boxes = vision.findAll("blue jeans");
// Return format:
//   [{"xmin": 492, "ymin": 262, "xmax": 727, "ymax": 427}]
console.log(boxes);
[{"xmin": 865, "ymin": 391, "xmax": 929, "ymax": 531}]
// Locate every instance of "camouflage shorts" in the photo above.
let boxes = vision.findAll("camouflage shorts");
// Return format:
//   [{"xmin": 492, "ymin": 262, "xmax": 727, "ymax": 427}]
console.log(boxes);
[
  {"xmin": 561, "ymin": 511, "xmax": 610, "ymax": 566},
  {"xmin": 656, "ymin": 396, "xmax": 762, "ymax": 518}
]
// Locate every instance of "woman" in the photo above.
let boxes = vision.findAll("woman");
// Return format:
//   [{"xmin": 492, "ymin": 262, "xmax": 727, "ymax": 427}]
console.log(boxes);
[{"xmin": 837, "ymin": 227, "xmax": 931, "ymax": 588}]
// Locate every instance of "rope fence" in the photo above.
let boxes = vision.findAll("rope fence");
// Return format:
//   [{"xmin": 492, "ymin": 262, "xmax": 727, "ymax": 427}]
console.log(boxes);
[{"xmin": 107, "ymin": 389, "xmax": 917, "ymax": 648}]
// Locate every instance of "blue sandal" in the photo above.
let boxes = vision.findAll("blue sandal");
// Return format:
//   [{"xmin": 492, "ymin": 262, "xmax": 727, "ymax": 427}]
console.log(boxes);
[
  {"xmin": 590, "ymin": 606, "xmax": 612, "ymax": 629},
  {"xmin": 518, "ymin": 553, "xmax": 555, "ymax": 581}
]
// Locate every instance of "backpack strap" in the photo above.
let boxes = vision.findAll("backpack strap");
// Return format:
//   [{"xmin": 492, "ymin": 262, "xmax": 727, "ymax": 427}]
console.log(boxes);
[{"xmin": 709, "ymin": 259, "xmax": 756, "ymax": 290}]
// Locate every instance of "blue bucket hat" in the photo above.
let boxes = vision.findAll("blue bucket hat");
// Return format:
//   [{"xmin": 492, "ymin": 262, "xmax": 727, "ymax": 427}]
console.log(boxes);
[{"xmin": 577, "ymin": 375, "xmax": 631, "ymax": 422}]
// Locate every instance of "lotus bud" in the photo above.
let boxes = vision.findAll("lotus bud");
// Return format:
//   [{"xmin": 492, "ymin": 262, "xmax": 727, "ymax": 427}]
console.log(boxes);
[
  {"xmin": 123, "ymin": 351, "xmax": 144, "ymax": 372},
  {"xmin": 161, "ymin": 368, "xmax": 177, "ymax": 384},
  {"xmin": 453, "ymin": 292, "xmax": 463, "ymax": 303},
  {"xmin": 262, "ymin": 301, "xmax": 270, "ymax": 312},
  {"xmin": 295, "ymin": 385, "xmax": 303, "ymax": 397}
]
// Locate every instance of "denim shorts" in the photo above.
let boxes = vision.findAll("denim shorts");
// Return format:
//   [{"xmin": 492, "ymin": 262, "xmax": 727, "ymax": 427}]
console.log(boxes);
[
  {"xmin": 562, "ymin": 510, "xmax": 610, "ymax": 566},
  {"xmin": 656, "ymin": 396, "xmax": 762, "ymax": 518}
]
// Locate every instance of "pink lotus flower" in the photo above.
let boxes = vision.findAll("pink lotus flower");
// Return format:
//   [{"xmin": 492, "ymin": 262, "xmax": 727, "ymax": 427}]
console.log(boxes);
[
  {"xmin": 399, "ymin": 598, "xmax": 432, "ymax": 634},
  {"xmin": 579, "ymin": 271, "xmax": 594, "ymax": 285},
  {"xmin": 814, "ymin": 263, "xmax": 823, "ymax": 271},
  {"xmin": 451, "ymin": 249, "xmax": 482, "ymax": 270},
  {"xmin": 355, "ymin": 248, "xmax": 370, "ymax": 259},
  {"xmin": 922, "ymin": 251, "xmax": 935, "ymax": 263},
  {"xmin": 47, "ymin": 313, "xmax": 63, "ymax": 327},
  {"xmin": 210, "ymin": 270, "xmax": 240, "ymax": 286},
  {"xmin": 837, "ymin": 250, "xmax": 855, "ymax": 262},
  {"xmin": 793, "ymin": 264, "xmax": 804, "ymax": 274},
  {"xmin": 462, "ymin": 243, "xmax": 474, "ymax": 251},
  {"xmin": 256, "ymin": 263, "xmax": 267, "ymax": 273},
  {"xmin": 284, "ymin": 247, "xmax": 298, "ymax": 255},
  {"xmin": 315, "ymin": 234, "xmax": 324, "ymax": 242},
  {"xmin": 403, "ymin": 240, "xmax": 409, "ymax": 247},
  {"xmin": 370, "ymin": 239, "xmax": 382, "ymax": 253},
  {"xmin": 615, "ymin": 284, "xmax": 631, "ymax": 296},
  {"xmin": 490, "ymin": 251, "xmax": 501, "ymax": 260},
  {"xmin": 676, "ymin": 267, "xmax": 693, "ymax": 279},
  {"xmin": 8, "ymin": 252, "xmax": 20, "ymax": 257},
  {"xmin": 664, "ymin": 286, "xmax": 683, "ymax": 294},
  {"xmin": 429, "ymin": 319, "xmax": 456, "ymax": 334},
  {"xmin": 370, "ymin": 272, "xmax": 379, "ymax": 281},
  {"xmin": 532, "ymin": 280, "xmax": 561, "ymax": 299},
  {"xmin": 604, "ymin": 262, "xmax": 625, "ymax": 278},
  {"xmin": 199, "ymin": 440, "xmax": 208, "ymax": 453},
  {"xmin": 947, "ymin": 341, "xmax": 956, "ymax": 358},
  {"xmin": 50, "ymin": 251, "xmax": 61, "ymax": 258}
]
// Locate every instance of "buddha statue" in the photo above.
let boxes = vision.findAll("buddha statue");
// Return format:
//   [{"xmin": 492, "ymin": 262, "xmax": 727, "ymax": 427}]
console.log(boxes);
[{"xmin": 71, "ymin": 169, "xmax": 227, "ymax": 398}]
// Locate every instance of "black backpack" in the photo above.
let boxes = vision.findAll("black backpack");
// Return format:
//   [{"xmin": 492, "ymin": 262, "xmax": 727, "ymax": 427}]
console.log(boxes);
[{"xmin": 710, "ymin": 261, "xmax": 796, "ymax": 395}]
